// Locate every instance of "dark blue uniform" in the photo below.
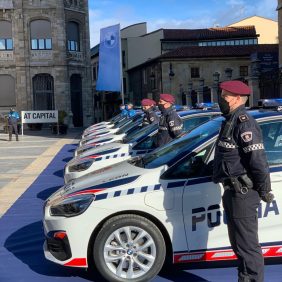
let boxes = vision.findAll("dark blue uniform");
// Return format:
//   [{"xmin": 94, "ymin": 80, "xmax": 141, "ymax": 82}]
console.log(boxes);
[
  {"xmin": 8, "ymin": 110, "xmax": 20, "ymax": 141},
  {"xmin": 213, "ymin": 105, "xmax": 271, "ymax": 282},
  {"xmin": 155, "ymin": 107, "xmax": 183, "ymax": 147},
  {"xmin": 142, "ymin": 109, "xmax": 159, "ymax": 127}
]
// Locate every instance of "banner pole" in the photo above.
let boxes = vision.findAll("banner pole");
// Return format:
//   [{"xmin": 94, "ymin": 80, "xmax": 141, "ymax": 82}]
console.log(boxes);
[
  {"xmin": 119, "ymin": 24, "xmax": 124, "ymax": 105},
  {"xmin": 21, "ymin": 112, "xmax": 23, "ymax": 136}
]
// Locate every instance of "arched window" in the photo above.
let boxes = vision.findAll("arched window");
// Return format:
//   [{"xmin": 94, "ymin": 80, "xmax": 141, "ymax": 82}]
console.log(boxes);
[
  {"xmin": 30, "ymin": 20, "xmax": 52, "ymax": 50},
  {"xmin": 0, "ymin": 21, "xmax": 13, "ymax": 50},
  {"xmin": 33, "ymin": 74, "xmax": 54, "ymax": 110},
  {"xmin": 67, "ymin": 21, "xmax": 80, "ymax": 51},
  {"xmin": 0, "ymin": 75, "xmax": 15, "ymax": 106}
]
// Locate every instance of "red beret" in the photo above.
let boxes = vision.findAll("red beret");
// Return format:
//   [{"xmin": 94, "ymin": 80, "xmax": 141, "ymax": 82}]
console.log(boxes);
[
  {"xmin": 220, "ymin": 80, "xmax": 251, "ymax": 96},
  {"xmin": 141, "ymin": 98, "xmax": 156, "ymax": 106},
  {"xmin": 160, "ymin": 93, "xmax": 175, "ymax": 104}
]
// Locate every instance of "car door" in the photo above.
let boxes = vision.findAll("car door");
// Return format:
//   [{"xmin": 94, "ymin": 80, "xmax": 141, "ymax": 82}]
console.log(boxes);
[
  {"xmin": 160, "ymin": 139, "xmax": 229, "ymax": 260},
  {"xmin": 257, "ymin": 119, "xmax": 282, "ymax": 248}
]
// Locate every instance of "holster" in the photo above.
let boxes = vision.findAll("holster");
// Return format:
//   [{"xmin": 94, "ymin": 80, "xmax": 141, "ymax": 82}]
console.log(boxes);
[{"xmin": 223, "ymin": 175, "xmax": 253, "ymax": 194}]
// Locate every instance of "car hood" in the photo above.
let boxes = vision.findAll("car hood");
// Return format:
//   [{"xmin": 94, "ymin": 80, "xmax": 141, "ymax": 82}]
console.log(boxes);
[
  {"xmin": 50, "ymin": 159, "xmax": 162, "ymax": 199},
  {"xmin": 83, "ymin": 133, "xmax": 125, "ymax": 145},
  {"xmin": 71, "ymin": 142, "xmax": 130, "ymax": 161}
]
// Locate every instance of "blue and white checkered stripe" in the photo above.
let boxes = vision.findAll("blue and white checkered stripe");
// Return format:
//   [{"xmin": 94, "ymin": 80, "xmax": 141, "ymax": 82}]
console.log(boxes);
[
  {"xmin": 94, "ymin": 150, "xmax": 148, "ymax": 162},
  {"xmin": 95, "ymin": 184, "xmax": 162, "ymax": 201}
]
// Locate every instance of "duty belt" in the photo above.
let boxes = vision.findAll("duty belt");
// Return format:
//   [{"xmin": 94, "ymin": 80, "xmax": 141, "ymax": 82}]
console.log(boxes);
[{"xmin": 222, "ymin": 175, "xmax": 253, "ymax": 195}]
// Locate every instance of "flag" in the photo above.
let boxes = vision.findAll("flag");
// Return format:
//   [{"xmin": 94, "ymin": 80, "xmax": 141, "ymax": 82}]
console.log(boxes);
[{"xmin": 96, "ymin": 24, "xmax": 121, "ymax": 92}]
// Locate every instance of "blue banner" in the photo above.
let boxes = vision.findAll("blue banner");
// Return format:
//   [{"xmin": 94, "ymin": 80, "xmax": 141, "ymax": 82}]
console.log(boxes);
[{"xmin": 96, "ymin": 24, "xmax": 121, "ymax": 92}]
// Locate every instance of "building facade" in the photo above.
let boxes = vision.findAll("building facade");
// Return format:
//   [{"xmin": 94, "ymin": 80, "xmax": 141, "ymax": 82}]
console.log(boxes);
[
  {"xmin": 128, "ymin": 44, "xmax": 278, "ymax": 108},
  {"xmin": 0, "ymin": 0, "xmax": 92, "ymax": 127},
  {"xmin": 228, "ymin": 16, "xmax": 278, "ymax": 44}
]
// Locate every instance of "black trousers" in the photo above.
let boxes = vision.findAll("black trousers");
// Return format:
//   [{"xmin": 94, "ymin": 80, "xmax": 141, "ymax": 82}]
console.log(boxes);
[
  {"xmin": 222, "ymin": 188, "xmax": 264, "ymax": 282},
  {"xmin": 8, "ymin": 122, "xmax": 19, "ymax": 140}
]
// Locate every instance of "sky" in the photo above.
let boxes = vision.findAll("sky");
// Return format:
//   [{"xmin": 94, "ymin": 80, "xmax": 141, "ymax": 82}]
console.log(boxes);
[{"xmin": 88, "ymin": 0, "xmax": 278, "ymax": 47}]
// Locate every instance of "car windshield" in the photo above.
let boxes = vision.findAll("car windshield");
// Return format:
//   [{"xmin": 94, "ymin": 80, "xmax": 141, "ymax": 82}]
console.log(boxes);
[
  {"xmin": 113, "ymin": 115, "xmax": 141, "ymax": 129},
  {"xmin": 116, "ymin": 118, "xmax": 142, "ymax": 135},
  {"xmin": 141, "ymin": 118, "xmax": 223, "ymax": 169},
  {"xmin": 123, "ymin": 124, "xmax": 158, "ymax": 143}
]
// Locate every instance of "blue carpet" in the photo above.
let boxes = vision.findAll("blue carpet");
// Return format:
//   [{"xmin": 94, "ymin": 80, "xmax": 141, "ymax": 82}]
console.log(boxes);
[{"xmin": 0, "ymin": 144, "xmax": 281, "ymax": 282}]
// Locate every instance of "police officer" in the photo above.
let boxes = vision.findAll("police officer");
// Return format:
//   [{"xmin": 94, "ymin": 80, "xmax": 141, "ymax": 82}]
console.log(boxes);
[
  {"xmin": 7, "ymin": 108, "xmax": 20, "ymax": 141},
  {"xmin": 125, "ymin": 103, "xmax": 136, "ymax": 118},
  {"xmin": 141, "ymin": 98, "xmax": 159, "ymax": 126},
  {"xmin": 212, "ymin": 80, "xmax": 274, "ymax": 282},
  {"xmin": 155, "ymin": 93, "xmax": 183, "ymax": 147},
  {"xmin": 119, "ymin": 104, "xmax": 128, "ymax": 117}
]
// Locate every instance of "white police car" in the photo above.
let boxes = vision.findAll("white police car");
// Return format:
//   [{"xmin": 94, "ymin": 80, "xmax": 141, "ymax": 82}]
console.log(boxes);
[
  {"xmin": 44, "ymin": 106, "xmax": 282, "ymax": 282},
  {"xmin": 65, "ymin": 110, "xmax": 220, "ymax": 183},
  {"xmin": 81, "ymin": 114, "xmax": 143, "ymax": 141},
  {"xmin": 79, "ymin": 116, "xmax": 144, "ymax": 148}
]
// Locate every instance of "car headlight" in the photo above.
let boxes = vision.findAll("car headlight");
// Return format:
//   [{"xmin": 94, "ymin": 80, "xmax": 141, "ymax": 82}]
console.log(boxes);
[
  {"xmin": 68, "ymin": 160, "xmax": 93, "ymax": 172},
  {"xmin": 50, "ymin": 194, "xmax": 94, "ymax": 217}
]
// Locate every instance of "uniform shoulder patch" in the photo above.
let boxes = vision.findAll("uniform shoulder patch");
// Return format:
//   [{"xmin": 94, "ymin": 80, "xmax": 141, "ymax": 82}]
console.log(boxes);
[
  {"xmin": 238, "ymin": 114, "xmax": 249, "ymax": 123},
  {"xmin": 241, "ymin": 131, "xmax": 252, "ymax": 142}
]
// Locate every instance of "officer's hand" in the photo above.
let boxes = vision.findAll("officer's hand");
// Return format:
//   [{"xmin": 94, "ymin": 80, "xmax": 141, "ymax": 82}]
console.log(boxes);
[{"xmin": 261, "ymin": 192, "xmax": 274, "ymax": 203}]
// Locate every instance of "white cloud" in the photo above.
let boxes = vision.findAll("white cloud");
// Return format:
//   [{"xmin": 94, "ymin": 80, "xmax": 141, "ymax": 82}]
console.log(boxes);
[{"xmin": 89, "ymin": 0, "xmax": 278, "ymax": 47}]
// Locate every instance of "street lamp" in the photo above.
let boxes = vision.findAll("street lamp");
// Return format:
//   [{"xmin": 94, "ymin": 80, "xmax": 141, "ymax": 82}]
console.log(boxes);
[
  {"xmin": 169, "ymin": 63, "xmax": 175, "ymax": 92},
  {"xmin": 169, "ymin": 63, "xmax": 175, "ymax": 79},
  {"xmin": 187, "ymin": 81, "xmax": 193, "ymax": 107},
  {"xmin": 213, "ymin": 71, "xmax": 220, "ymax": 102},
  {"xmin": 225, "ymin": 68, "xmax": 233, "ymax": 80},
  {"xmin": 198, "ymin": 78, "xmax": 205, "ymax": 103}
]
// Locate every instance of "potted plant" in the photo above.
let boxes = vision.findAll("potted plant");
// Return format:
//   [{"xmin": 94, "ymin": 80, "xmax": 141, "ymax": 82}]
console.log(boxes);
[{"xmin": 51, "ymin": 110, "xmax": 68, "ymax": 134}]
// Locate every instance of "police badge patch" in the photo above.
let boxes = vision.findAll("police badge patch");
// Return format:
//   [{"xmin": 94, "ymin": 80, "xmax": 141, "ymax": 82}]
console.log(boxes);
[
  {"xmin": 169, "ymin": 121, "xmax": 174, "ymax": 126},
  {"xmin": 241, "ymin": 131, "xmax": 252, "ymax": 142}
]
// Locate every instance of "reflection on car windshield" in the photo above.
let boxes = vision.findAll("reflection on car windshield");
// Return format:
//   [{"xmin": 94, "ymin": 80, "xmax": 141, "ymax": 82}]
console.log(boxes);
[
  {"xmin": 124, "ymin": 124, "xmax": 158, "ymax": 143},
  {"xmin": 116, "ymin": 118, "xmax": 142, "ymax": 134},
  {"xmin": 142, "ymin": 118, "xmax": 222, "ymax": 169}
]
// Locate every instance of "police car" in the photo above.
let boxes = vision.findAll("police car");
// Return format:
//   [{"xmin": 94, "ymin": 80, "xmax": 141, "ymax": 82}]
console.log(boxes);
[
  {"xmin": 81, "ymin": 114, "xmax": 143, "ymax": 142},
  {"xmin": 65, "ymin": 110, "xmax": 220, "ymax": 183},
  {"xmin": 79, "ymin": 115, "xmax": 144, "ymax": 148},
  {"xmin": 44, "ymin": 103, "xmax": 282, "ymax": 282}
]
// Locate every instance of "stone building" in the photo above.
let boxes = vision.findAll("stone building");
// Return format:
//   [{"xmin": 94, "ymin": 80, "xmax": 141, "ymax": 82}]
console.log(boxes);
[
  {"xmin": 128, "ymin": 44, "xmax": 278, "ymax": 107},
  {"xmin": 0, "ymin": 0, "xmax": 92, "ymax": 127}
]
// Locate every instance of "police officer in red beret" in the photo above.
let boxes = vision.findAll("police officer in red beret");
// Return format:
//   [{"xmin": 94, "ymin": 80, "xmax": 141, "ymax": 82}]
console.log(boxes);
[
  {"xmin": 155, "ymin": 93, "xmax": 183, "ymax": 147},
  {"xmin": 212, "ymin": 80, "xmax": 274, "ymax": 282},
  {"xmin": 141, "ymin": 98, "xmax": 159, "ymax": 127}
]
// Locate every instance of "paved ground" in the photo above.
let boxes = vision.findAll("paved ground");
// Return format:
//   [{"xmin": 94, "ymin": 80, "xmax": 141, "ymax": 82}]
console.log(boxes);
[{"xmin": 0, "ymin": 128, "xmax": 82, "ymax": 217}]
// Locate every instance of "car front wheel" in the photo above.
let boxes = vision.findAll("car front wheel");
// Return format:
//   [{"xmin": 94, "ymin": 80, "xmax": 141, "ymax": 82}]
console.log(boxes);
[{"xmin": 93, "ymin": 214, "xmax": 166, "ymax": 282}]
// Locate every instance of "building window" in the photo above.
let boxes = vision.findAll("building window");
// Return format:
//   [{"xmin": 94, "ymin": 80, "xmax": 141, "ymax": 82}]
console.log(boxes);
[
  {"xmin": 191, "ymin": 67, "xmax": 200, "ymax": 79},
  {"xmin": 122, "ymin": 50, "xmax": 126, "ymax": 67},
  {"xmin": 93, "ymin": 65, "xmax": 97, "ymax": 81},
  {"xmin": 31, "ymin": 38, "xmax": 52, "ymax": 50},
  {"xmin": 143, "ymin": 69, "xmax": 147, "ymax": 84},
  {"xmin": 33, "ymin": 74, "xmax": 54, "ymax": 110},
  {"xmin": 67, "ymin": 21, "xmax": 80, "ymax": 51},
  {"xmin": 240, "ymin": 66, "xmax": 248, "ymax": 77},
  {"xmin": 30, "ymin": 20, "xmax": 52, "ymax": 50},
  {"xmin": 0, "ymin": 21, "xmax": 13, "ymax": 50},
  {"xmin": 0, "ymin": 75, "xmax": 15, "ymax": 107}
]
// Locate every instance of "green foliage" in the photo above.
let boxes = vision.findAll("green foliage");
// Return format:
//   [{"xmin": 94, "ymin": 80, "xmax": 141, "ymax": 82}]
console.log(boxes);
[{"xmin": 58, "ymin": 110, "xmax": 67, "ymax": 124}]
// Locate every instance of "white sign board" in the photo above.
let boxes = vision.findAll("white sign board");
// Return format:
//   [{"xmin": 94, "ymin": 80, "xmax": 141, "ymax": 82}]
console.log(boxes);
[{"xmin": 21, "ymin": 110, "xmax": 58, "ymax": 124}]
